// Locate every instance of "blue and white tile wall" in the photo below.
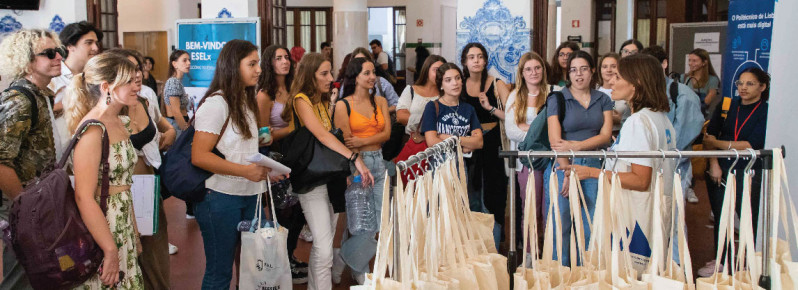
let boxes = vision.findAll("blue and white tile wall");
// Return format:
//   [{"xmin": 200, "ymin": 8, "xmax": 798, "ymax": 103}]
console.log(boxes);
[
  {"xmin": 0, "ymin": 15, "xmax": 22, "ymax": 34},
  {"xmin": 457, "ymin": 0, "xmax": 531, "ymax": 83},
  {"xmin": 49, "ymin": 15, "xmax": 65, "ymax": 33}
]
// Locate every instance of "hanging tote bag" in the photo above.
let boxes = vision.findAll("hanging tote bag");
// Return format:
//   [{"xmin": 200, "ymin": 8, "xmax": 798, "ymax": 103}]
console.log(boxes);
[
  {"xmin": 607, "ymin": 173, "xmax": 650, "ymax": 290},
  {"xmin": 514, "ymin": 166, "xmax": 549, "ymax": 290},
  {"xmin": 696, "ymin": 171, "xmax": 738, "ymax": 290},
  {"xmin": 238, "ymin": 180, "xmax": 292, "ymax": 290},
  {"xmin": 641, "ymin": 171, "xmax": 690, "ymax": 290},
  {"xmin": 770, "ymin": 148, "xmax": 798, "ymax": 289}
]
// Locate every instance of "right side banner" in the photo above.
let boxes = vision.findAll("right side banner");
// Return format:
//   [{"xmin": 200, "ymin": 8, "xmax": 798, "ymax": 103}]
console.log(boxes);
[{"xmin": 721, "ymin": 0, "xmax": 775, "ymax": 102}]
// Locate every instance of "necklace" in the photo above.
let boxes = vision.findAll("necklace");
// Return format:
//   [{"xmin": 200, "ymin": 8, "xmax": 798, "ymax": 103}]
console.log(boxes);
[{"xmin": 528, "ymin": 91, "xmax": 539, "ymax": 97}]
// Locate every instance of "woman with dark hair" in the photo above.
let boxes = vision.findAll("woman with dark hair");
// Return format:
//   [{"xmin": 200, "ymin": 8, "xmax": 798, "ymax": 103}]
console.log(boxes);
[
  {"xmin": 142, "ymin": 56, "xmax": 158, "ymax": 93},
  {"xmin": 544, "ymin": 50, "xmax": 613, "ymax": 266},
  {"xmin": 254, "ymin": 44, "xmax": 310, "ymax": 284},
  {"xmin": 164, "ymin": 50, "xmax": 191, "ymax": 136},
  {"xmin": 682, "ymin": 48, "xmax": 720, "ymax": 118},
  {"xmin": 421, "ymin": 62, "xmax": 483, "ymax": 149},
  {"xmin": 332, "ymin": 57, "xmax": 391, "ymax": 284},
  {"xmin": 549, "ymin": 41, "xmax": 581, "ymax": 87},
  {"xmin": 459, "ymin": 42, "xmax": 511, "ymax": 248},
  {"xmin": 567, "ymin": 53, "xmax": 677, "ymax": 273},
  {"xmin": 191, "ymin": 40, "xmax": 284, "ymax": 289},
  {"xmin": 619, "ymin": 39, "xmax": 644, "ymax": 57},
  {"xmin": 698, "ymin": 67, "xmax": 769, "ymax": 277},
  {"xmin": 282, "ymin": 53, "xmax": 373, "ymax": 290},
  {"xmin": 346, "ymin": 47, "xmax": 399, "ymax": 111},
  {"xmin": 397, "ymin": 55, "xmax": 446, "ymax": 132}
]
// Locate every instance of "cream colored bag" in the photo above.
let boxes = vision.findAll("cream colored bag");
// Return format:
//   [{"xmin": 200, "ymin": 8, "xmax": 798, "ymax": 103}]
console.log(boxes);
[
  {"xmin": 696, "ymin": 171, "xmax": 740, "ymax": 290},
  {"xmin": 514, "ymin": 167, "xmax": 548, "ymax": 290},
  {"xmin": 608, "ymin": 173, "xmax": 650, "ymax": 290}
]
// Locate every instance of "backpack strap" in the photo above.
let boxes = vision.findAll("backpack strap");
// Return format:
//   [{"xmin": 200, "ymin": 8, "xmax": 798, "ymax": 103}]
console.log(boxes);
[
  {"xmin": 549, "ymin": 91, "xmax": 566, "ymax": 124},
  {"xmin": 58, "ymin": 119, "xmax": 111, "ymax": 214},
  {"xmin": 669, "ymin": 81, "xmax": 679, "ymax": 110},
  {"xmin": 7, "ymin": 86, "xmax": 39, "ymax": 130},
  {"xmin": 191, "ymin": 93, "xmax": 231, "ymax": 146}
]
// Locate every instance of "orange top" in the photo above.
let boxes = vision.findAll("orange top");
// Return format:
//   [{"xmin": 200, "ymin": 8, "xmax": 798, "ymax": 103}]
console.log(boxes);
[{"xmin": 349, "ymin": 106, "xmax": 385, "ymax": 138}]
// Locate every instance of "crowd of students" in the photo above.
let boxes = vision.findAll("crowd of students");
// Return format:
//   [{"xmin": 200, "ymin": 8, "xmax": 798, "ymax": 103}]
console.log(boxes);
[{"xmin": 0, "ymin": 18, "xmax": 771, "ymax": 290}]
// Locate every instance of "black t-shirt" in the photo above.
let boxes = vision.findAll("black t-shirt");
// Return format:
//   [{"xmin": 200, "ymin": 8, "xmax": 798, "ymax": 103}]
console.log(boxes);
[
  {"xmin": 461, "ymin": 81, "xmax": 498, "ymax": 124},
  {"xmin": 707, "ymin": 98, "xmax": 768, "ymax": 170}
]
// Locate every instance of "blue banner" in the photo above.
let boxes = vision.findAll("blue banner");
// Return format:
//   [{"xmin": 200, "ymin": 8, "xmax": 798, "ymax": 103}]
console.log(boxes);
[
  {"xmin": 722, "ymin": 0, "xmax": 774, "ymax": 101},
  {"xmin": 176, "ymin": 18, "xmax": 259, "ymax": 88}
]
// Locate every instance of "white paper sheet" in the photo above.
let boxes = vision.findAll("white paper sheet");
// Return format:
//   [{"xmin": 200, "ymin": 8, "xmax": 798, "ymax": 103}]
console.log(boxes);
[{"xmin": 131, "ymin": 175, "xmax": 157, "ymax": 236}]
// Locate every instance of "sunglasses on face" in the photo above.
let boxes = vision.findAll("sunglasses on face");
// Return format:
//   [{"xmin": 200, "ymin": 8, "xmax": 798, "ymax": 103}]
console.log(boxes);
[{"xmin": 35, "ymin": 46, "xmax": 67, "ymax": 60}]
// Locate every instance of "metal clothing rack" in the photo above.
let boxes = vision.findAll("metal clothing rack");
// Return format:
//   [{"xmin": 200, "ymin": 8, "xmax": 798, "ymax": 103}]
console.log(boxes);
[
  {"xmin": 499, "ymin": 148, "xmax": 785, "ymax": 290},
  {"xmin": 389, "ymin": 136, "xmax": 460, "ymax": 281}
]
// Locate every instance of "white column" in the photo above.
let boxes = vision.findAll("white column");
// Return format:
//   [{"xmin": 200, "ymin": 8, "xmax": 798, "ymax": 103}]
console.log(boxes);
[
  {"xmin": 766, "ymin": 0, "xmax": 798, "ymax": 198},
  {"xmin": 615, "ymin": 0, "xmax": 634, "ymax": 50},
  {"xmin": 333, "ymin": 0, "xmax": 368, "ymax": 76}
]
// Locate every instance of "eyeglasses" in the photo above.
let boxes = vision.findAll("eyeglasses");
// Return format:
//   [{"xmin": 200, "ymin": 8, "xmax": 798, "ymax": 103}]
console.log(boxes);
[
  {"xmin": 735, "ymin": 80, "xmax": 760, "ymax": 87},
  {"xmin": 621, "ymin": 49, "xmax": 638, "ymax": 56},
  {"xmin": 569, "ymin": 66, "xmax": 591, "ymax": 74},
  {"xmin": 558, "ymin": 52, "xmax": 572, "ymax": 58},
  {"xmin": 35, "ymin": 46, "xmax": 66, "ymax": 60}
]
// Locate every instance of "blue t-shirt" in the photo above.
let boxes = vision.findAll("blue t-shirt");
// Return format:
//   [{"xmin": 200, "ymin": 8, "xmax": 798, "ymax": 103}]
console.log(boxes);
[
  {"xmin": 420, "ymin": 100, "xmax": 481, "ymax": 137},
  {"xmin": 546, "ymin": 87, "xmax": 614, "ymax": 142}
]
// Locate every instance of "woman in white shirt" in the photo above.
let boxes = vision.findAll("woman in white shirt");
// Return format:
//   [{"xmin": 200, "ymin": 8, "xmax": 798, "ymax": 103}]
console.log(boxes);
[
  {"xmin": 397, "ymin": 55, "xmax": 446, "ymax": 135},
  {"xmin": 191, "ymin": 40, "xmax": 285, "ymax": 289},
  {"xmin": 567, "ymin": 53, "xmax": 677, "ymax": 273},
  {"xmin": 504, "ymin": 52, "xmax": 549, "ymax": 240}
]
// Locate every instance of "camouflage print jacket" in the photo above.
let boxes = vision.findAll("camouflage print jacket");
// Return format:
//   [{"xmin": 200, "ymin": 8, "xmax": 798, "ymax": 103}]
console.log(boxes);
[{"xmin": 0, "ymin": 78, "xmax": 56, "ymax": 187}]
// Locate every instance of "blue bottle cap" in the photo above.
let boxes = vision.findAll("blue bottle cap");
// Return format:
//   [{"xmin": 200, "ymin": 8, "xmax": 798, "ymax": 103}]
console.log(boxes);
[{"xmin": 353, "ymin": 175, "xmax": 362, "ymax": 183}]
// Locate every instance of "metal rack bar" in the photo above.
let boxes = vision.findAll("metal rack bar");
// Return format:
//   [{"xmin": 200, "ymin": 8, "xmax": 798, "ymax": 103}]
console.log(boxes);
[
  {"xmin": 500, "ymin": 148, "xmax": 784, "ymax": 290},
  {"xmin": 389, "ymin": 136, "xmax": 460, "ymax": 281}
]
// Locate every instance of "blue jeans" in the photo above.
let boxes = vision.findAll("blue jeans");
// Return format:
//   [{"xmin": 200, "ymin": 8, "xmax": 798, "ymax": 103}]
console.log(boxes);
[
  {"xmin": 342, "ymin": 150, "xmax": 386, "ymax": 274},
  {"xmin": 194, "ymin": 189, "xmax": 262, "ymax": 290},
  {"xmin": 543, "ymin": 158, "xmax": 601, "ymax": 266}
]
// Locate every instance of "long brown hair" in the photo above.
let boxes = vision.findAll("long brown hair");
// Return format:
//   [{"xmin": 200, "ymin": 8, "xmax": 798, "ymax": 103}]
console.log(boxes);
[
  {"xmin": 513, "ymin": 52, "xmax": 549, "ymax": 123},
  {"xmin": 618, "ymin": 54, "xmax": 670, "ymax": 113},
  {"xmin": 687, "ymin": 48, "xmax": 718, "ymax": 89},
  {"xmin": 257, "ymin": 45, "xmax": 294, "ymax": 101},
  {"xmin": 282, "ymin": 53, "xmax": 331, "ymax": 122},
  {"xmin": 416, "ymin": 55, "xmax": 446, "ymax": 86},
  {"xmin": 200, "ymin": 40, "xmax": 260, "ymax": 139},
  {"xmin": 549, "ymin": 41, "xmax": 580, "ymax": 85},
  {"xmin": 342, "ymin": 58, "xmax": 378, "ymax": 119}
]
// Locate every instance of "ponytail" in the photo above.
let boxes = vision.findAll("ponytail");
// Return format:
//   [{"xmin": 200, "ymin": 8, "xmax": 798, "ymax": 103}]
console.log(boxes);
[{"xmin": 64, "ymin": 73, "xmax": 98, "ymax": 133}]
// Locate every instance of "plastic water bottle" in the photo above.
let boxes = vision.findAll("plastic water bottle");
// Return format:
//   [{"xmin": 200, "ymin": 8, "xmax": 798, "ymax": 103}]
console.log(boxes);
[{"xmin": 346, "ymin": 175, "xmax": 377, "ymax": 235}]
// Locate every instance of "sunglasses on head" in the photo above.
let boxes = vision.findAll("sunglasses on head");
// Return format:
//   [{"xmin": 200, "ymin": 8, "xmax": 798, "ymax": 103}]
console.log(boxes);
[{"xmin": 36, "ymin": 46, "xmax": 67, "ymax": 60}]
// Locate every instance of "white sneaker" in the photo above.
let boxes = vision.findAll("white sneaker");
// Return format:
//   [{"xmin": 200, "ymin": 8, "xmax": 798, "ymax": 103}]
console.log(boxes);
[
  {"xmin": 686, "ymin": 187, "xmax": 699, "ymax": 203},
  {"xmin": 332, "ymin": 248, "xmax": 345, "ymax": 284},
  {"xmin": 300, "ymin": 225, "xmax": 313, "ymax": 242},
  {"xmin": 186, "ymin": 214, "xmax": 195, "ymax": 220},
  {"xmin": 168, "ymin": 243, "xmax": 178, "ymax": 255}
]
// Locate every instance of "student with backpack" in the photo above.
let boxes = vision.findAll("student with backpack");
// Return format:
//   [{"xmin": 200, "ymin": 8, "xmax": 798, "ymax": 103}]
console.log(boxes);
[
  {"xmin": 395, "ymin": 55, "xmax": 446, "ymax": 182},
  {"xmin": 63, "ymin": 53, "xmax": 145, "ymax": 289},
  {"xmin": 0, "ymin": 29, "xmax": 64, "ymax": 290},
  {"xmin": 332, "ymin": 57, "xmax": 392, "ymax": 284},
  {"xmin": 641, "ymin": 46, "xmax": 704, "ymax": 205},
  {"xmin": 544, "ymin": 50, "xmax": 614, "ymax": 267},
  {"xmin": 190, "ymin": 40, "xmax": 285, "ymax": 289}
]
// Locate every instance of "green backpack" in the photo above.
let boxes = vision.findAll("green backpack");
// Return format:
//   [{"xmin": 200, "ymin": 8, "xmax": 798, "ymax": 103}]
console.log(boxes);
[{"xmin": 519, "ymin": 91, "xmax": 565, "ymax": 170}]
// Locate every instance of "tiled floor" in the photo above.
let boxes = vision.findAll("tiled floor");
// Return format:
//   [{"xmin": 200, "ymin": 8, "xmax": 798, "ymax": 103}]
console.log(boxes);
[{"xmin": 166, "ymin": 178, "xmax": 719, "ymax": 289}]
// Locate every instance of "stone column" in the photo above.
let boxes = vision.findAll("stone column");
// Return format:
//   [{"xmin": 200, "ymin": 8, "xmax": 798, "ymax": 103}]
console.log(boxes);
[{"xmin": 333, "ymin": 0, "xmax": 368, "ymax": 77}]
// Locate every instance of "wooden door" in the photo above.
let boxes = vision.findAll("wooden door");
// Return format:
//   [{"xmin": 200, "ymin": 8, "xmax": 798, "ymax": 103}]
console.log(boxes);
[{"xmin": 123, "ymin": 31, "xmax": 169, "ymax": 85}]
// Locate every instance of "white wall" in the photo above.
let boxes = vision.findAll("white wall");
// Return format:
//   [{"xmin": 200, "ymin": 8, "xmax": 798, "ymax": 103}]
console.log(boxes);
[
  {"xmin": 118, "ymin": 0, "xmax": 200, "ymax": 51},
  {"xmin": 201, "ymin": 0, "xmax": 257, "ymax": 18},
  {"xmin": 560, "ymin": 0, "xmax": 594, "ymax": 54},
  {"xmin": 766, "ymin": 0, "xmax": 798, "ymax": 203},
  {"xmin": 0, "ymin": 0, "xmax": 86, "ymax": 35}
]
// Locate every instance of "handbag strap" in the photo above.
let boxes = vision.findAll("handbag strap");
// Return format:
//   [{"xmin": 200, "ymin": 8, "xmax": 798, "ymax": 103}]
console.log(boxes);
[
  {"xmin": 191, "ymin": 92, "xmax": 231, "ymax": 146},
  {"xmin": 57, "ymin": 119, "xmax": 111, "ymax": 214}
]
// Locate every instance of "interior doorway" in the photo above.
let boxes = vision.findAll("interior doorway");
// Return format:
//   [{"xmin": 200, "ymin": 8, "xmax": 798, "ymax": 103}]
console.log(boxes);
[{"xmin": 123, "ymin": 31, "xmax": 169, "ymax": 88}]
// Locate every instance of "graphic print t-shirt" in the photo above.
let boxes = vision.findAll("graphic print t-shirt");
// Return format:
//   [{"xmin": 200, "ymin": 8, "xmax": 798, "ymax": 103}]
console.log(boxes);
[{"xmin": 420, "ymin": 100, "xmax": 481, "ymax": 137}]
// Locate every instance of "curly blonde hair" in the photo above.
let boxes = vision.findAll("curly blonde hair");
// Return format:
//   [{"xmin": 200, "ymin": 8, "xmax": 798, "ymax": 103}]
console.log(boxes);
[
  {"xmin": 64, "ymin": 53, "xmax": 138, "ymax": 133},
  {"xmin": 0, "ymin": 29, "xmax": 61, "ymax": 79}
]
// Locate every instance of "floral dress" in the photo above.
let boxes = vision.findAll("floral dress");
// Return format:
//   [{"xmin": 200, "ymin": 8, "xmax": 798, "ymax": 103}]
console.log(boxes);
[{"xmin": 74, "ymin": 117, "xmax": 144, "ymax": 290}]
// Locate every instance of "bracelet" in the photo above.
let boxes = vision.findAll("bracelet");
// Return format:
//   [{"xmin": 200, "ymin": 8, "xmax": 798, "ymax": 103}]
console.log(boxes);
[
  {"xmin": 349, "ymin": 152, "xmax": 359, "ymax": 162},
  {"xmin": 489, "ymin": 107, "xmax": 497, "ymax": 115}
]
